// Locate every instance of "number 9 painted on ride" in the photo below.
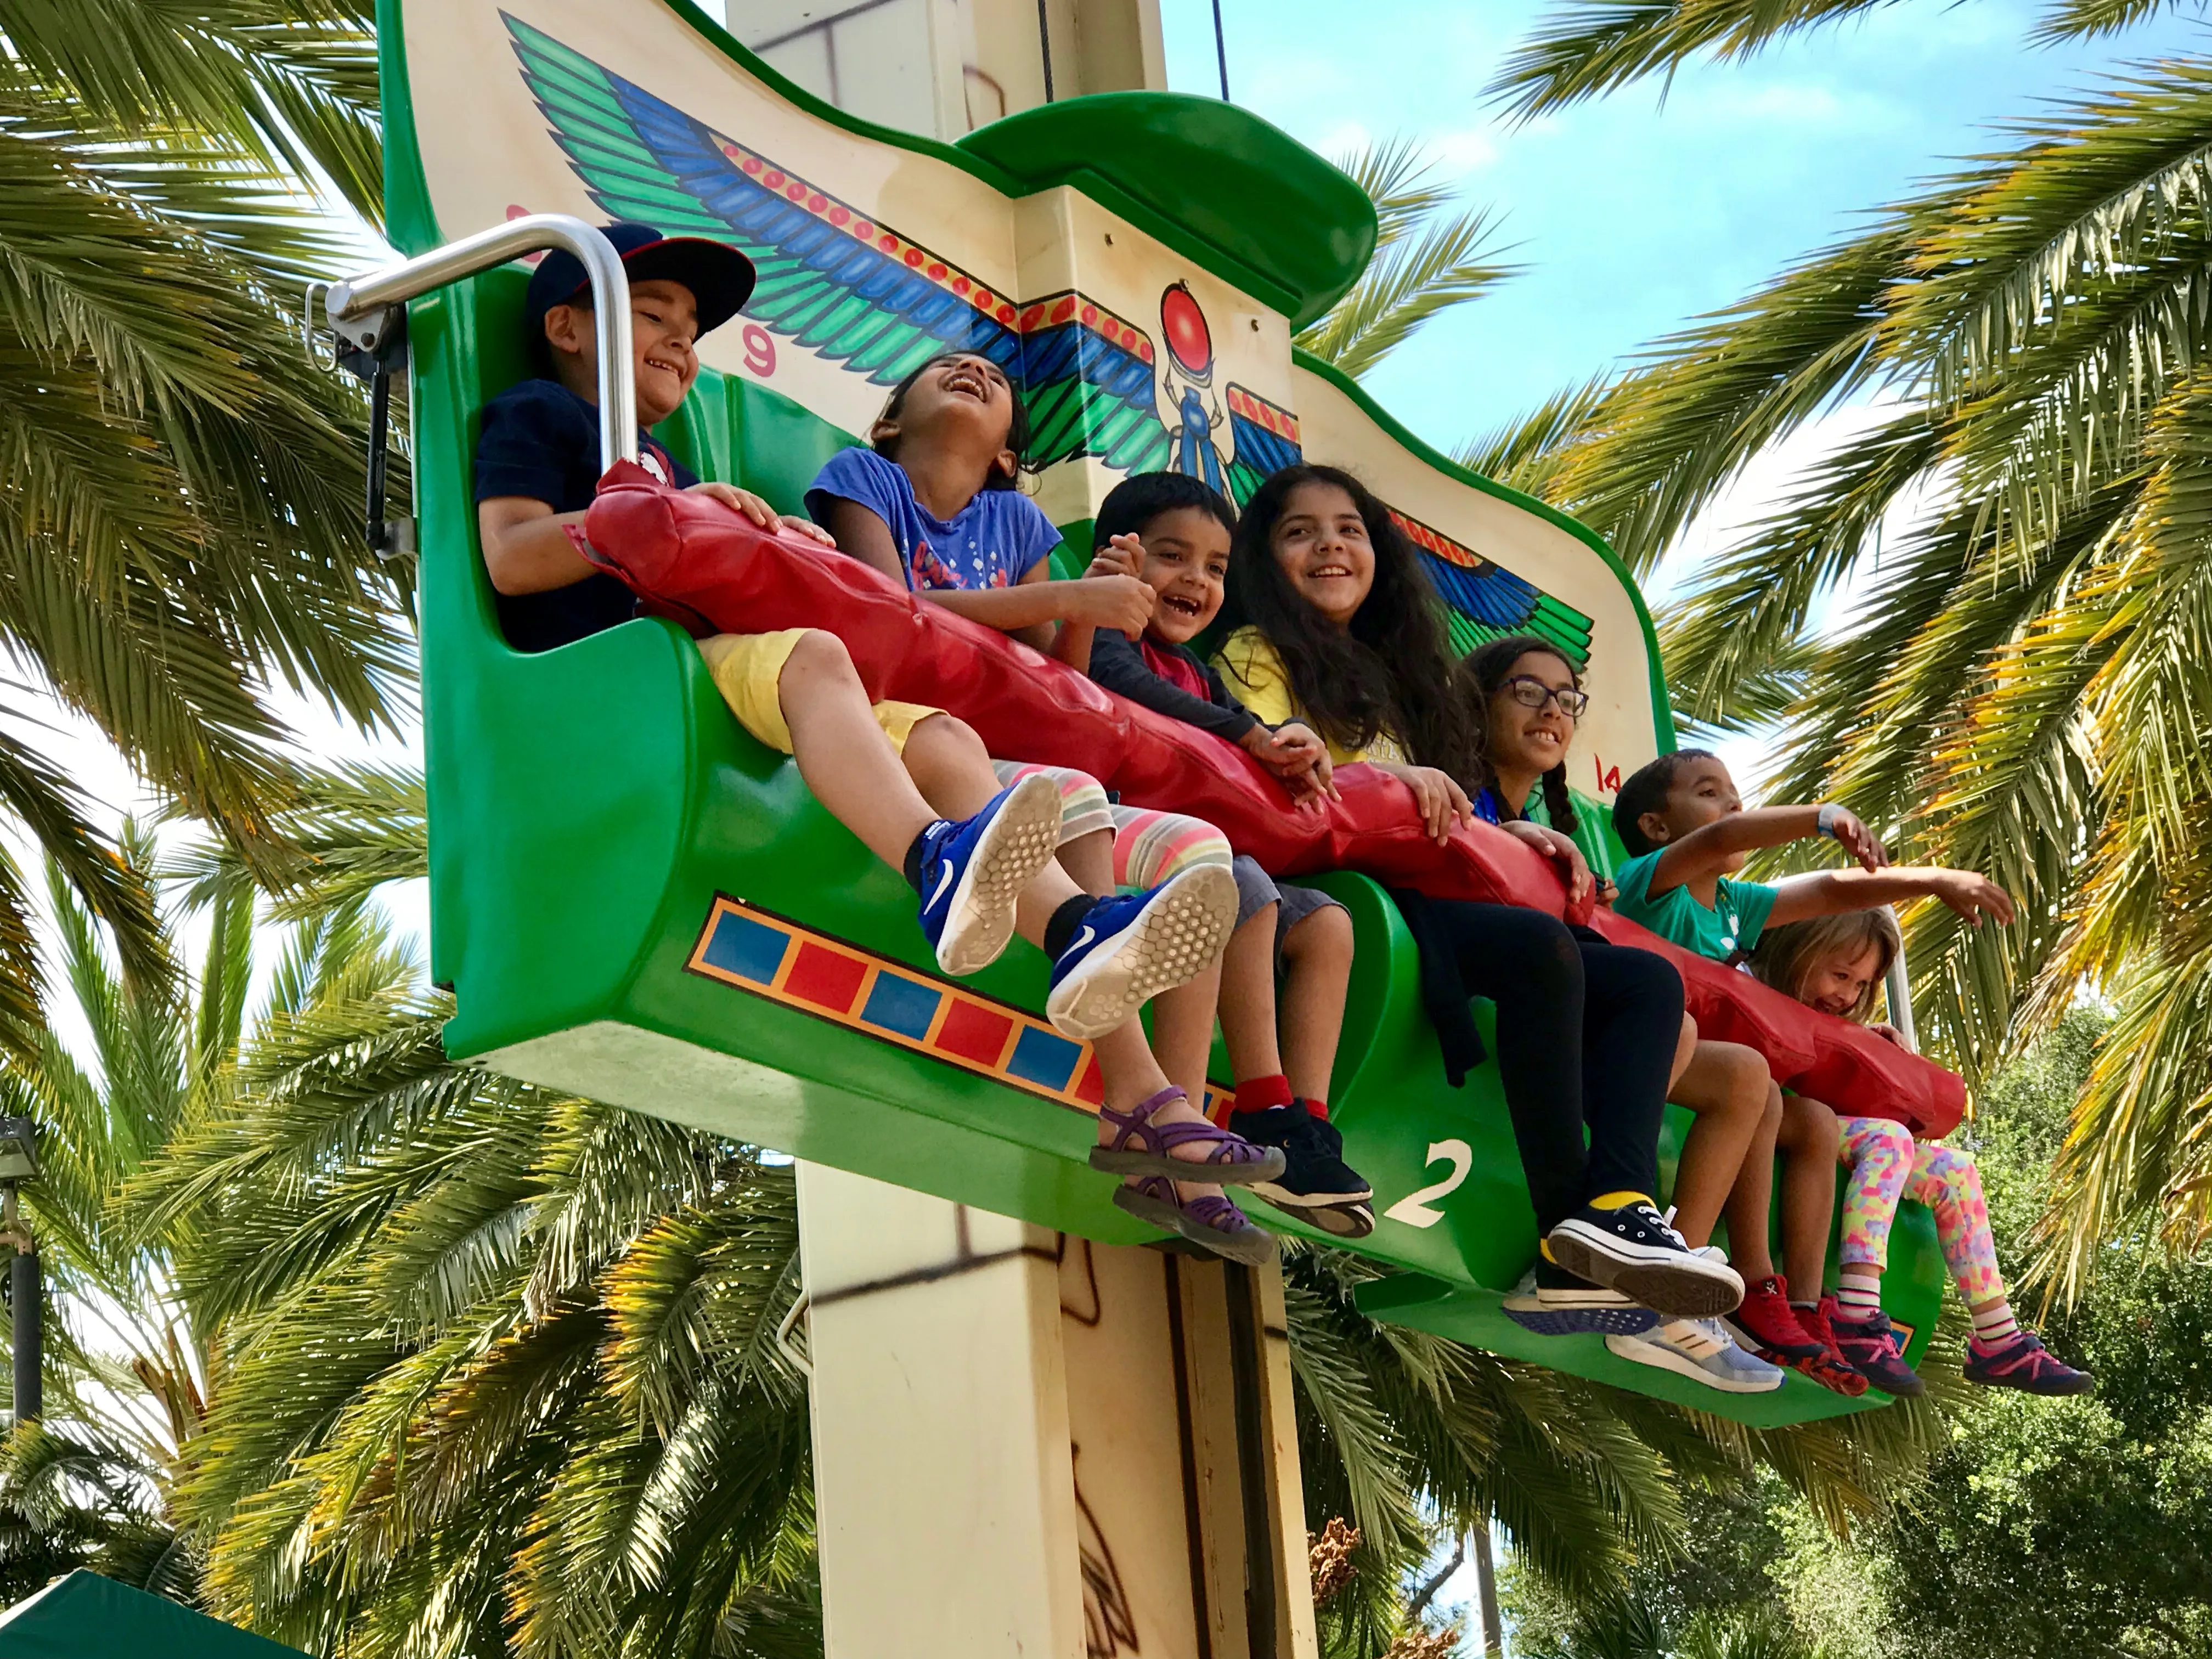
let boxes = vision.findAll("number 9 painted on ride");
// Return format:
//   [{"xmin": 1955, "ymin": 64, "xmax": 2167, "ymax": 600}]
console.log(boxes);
[{"xmin": 742, "ymin": 323, "xmax": 776, "ymax": 377}]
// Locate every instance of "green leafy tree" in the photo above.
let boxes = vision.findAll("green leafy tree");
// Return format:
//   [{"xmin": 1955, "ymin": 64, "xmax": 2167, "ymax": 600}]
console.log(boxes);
[
  {"xmin": 1481, "ymin": 0, "xmax": 2212, "ymax": 1281},
  {"xmin": 136, "ymin": 774, "xmax": 1948, "ymax": 1656},
  {"xmin": 1504, "ymin": 1012, "xmax": 2212, "ymax": 1659},
  {"xmin": 0, "ymin": 0, "xmax": 404, "ymax": 1054}
]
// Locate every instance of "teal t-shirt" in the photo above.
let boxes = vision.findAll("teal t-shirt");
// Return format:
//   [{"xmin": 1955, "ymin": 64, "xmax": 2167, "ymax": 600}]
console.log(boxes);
[{"xmin": 1612, "ymin": 849, "xmax": 1778, "ymax": 962}]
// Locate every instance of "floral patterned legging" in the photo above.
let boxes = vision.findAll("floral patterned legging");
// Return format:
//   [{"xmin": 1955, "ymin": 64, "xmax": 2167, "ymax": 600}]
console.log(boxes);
[{"xmin": 1837, "ymin": 1118, "xmax": 2005, "ymax": 1304}]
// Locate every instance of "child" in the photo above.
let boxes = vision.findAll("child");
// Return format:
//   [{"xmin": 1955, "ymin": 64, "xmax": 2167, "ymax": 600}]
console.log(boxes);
[
  {"xmin": 476, "ymin": 224, "xmax": 1274, "ymax": 1263},
  {"xmin": 807, "ymin": 351, "xmax": 1157, "ymax": 662},
  {"xmin": 1751, "ymin": 913, "xmax": 2093, "ymax": 1395},
  {"xmin": 1218, "ymin": 464, "xmax": 1740, "ymax": 1328},
  {"xmin": 1468, "ymin": 637, "xmax": 1847, "ymax": 1394},
  {"xmin": 1607, "ymin": 747, "xmax": 2037, "ymax": 1386},
  {"xmin": 1082, "ymin": 470, "xmax": 1373, "ymax": 1233}
]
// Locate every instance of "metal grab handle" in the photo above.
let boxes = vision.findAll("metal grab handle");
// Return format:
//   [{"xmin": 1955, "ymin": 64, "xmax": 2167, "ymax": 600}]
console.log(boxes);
[
  {"xmin": 327, "ymin": 213, "xmax": 639, "ymax": 473},
  {"xmin": 1882, "ymin": 905, "xmax": 1918, "ymax": 1053}
]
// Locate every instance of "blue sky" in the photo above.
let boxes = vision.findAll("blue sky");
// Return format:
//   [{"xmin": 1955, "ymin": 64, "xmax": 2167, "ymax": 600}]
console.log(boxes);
[{"xmin": 1156, "ymin": 0, "xmax": 2209, "ymax": 458}]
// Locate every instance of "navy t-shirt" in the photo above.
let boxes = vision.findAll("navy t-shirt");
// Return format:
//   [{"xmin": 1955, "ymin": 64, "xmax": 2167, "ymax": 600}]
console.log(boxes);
[{"xmin": 473, "ymin": 378, "xmax": 697, "ymax": 653}]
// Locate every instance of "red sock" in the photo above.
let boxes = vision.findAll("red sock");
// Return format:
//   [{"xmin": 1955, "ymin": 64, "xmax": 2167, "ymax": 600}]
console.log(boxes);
[
  {"xmin": 1234, "ymin": 1075, "xmax": 1293, "ymax": 1119},
  {"xmin": 1304, "ymin": 1097, "xmax": 1329, "ymax": 1120}
]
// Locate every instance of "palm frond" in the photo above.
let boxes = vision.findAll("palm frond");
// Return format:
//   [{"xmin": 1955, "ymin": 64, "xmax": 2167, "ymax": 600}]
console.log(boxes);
[{"xmin": 1487, "ymin": 0, "xmax": 1902, "ymax": 120}]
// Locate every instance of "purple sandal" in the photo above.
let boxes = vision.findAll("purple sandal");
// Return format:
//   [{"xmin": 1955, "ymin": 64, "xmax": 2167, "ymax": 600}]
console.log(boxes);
[
  {"xmin": 1114, "ymin": 1176, "xmax": 1278, "ymax": 1265},
  {"xmin": 1088, "ymin": 1088, "xmax": 1286, "ymax": 1186}
]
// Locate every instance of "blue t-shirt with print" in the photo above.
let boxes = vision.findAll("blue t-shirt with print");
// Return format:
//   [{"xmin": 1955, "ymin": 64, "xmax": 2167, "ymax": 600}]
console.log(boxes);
[
  {"xmin": 1612, "ymin": 848, "xmax": 1779, "ymax": 963},
  {"xmin": 806, "ymin": 445, "xmax": 1060, "ymax": 593}
]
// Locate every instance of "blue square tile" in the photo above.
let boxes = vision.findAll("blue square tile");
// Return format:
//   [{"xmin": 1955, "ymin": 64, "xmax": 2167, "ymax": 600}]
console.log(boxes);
[
  {"xmin": 699, "ymin": 909, "xmax": 790, "ymax": 985},
  {"xmin": 861, "ymin": 970, "xmax": 942, "ymax": 1040},
  {"xmin": 1006, "ymin": 1025, "xmax": 1082, "ymax": 1092}
]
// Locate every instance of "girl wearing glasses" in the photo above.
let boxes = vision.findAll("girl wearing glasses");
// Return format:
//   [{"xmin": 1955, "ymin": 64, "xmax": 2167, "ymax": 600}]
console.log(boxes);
[
  {"xmin": 1467, "ymin": 636, "xmax": 1863, "ymax": 1393},
  {"xmin": 1212, "ymin": 466, "xmax": 1746, "ymax": 1340}
]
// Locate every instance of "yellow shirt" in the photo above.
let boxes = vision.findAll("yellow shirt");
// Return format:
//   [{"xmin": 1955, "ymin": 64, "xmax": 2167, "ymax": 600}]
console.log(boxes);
[{"xmin": 1211, "ymin": 626, "xmax": 1410, "ymax": 768}]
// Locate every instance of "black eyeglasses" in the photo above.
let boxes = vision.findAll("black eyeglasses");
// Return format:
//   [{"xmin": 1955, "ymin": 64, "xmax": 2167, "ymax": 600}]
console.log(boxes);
[{"xmin": 1500, "ymin": 676, "xmax": 1588, "ymax": 719}]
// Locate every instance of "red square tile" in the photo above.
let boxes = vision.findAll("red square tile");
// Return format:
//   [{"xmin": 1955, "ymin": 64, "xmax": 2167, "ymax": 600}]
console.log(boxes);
[
  {"xmin": 783, "ymin": 943, "xmax": 867, "ymax": 1014},
  {"xmin": 935, "ymin": 998, "xmax": 1015, "ymax": 1067},
  {"xmin": 1071, "ymin": 1052, "xmax": 1105, "ymax": 1106}
]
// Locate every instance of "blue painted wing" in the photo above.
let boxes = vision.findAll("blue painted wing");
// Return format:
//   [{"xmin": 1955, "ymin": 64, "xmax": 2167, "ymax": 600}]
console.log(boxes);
[{"xmin": 510, "ymin": 17, "xmax": 1168, "ymax": 471}]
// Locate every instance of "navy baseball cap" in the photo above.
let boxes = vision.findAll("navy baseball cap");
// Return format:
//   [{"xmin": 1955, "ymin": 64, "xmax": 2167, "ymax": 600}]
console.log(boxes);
[{"xmin": 524, "ymin": 222, "xmax": 756, "ymax": 342}]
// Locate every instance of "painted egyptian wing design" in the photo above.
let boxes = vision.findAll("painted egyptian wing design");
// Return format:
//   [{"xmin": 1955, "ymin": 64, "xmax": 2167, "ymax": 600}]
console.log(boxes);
[
  {"xmin": 1392, "ymin": 509, "xmax": 1595, "ymax": 669},
  {"xmin": 507, "ymin": 17, "xmax": 1170, "ymax": 473},
  {"xmin": 1222, "ymin": 385, "xmax": 1302, "ymax": 505}
]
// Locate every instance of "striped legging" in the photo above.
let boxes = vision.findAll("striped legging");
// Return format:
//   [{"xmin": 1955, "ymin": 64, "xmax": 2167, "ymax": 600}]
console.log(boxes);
[{"xmin": 991, "ymin": 761, "xmax": 1232, "ymax": 889}]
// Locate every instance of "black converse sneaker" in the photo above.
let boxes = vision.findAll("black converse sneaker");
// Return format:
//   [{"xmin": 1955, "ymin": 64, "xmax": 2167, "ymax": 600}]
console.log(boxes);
[
  {"xmin": 1231, "ymin": 1104, "xmax": 1375, "ymax": 1237},
  {"xmin": 1545, "ymin": 1200, "xmax": 1743, "ymax": 1319},
  {"xmin": 1502, "ymin": 1259, "xmax": 1659, "ymax": 1336}
]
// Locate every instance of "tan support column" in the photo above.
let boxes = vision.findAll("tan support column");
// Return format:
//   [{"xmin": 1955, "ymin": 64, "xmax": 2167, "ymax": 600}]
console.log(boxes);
[
  {"xmin": 799, "ymin": 1163, "xmax": 1317, "ymax": 1659},
  {"xmin": 730, "ymin": 0, "xmax": 1166, "ymax": 139}
]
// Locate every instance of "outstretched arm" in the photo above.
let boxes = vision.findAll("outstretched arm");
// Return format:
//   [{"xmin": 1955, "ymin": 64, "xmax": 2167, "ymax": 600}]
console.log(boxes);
[
  {"xmin": 1643, "ymin": 803, "xmax": 1884, "ymax": 898},
  {"xmin": 1765, "ymin": 866, "xmax": 2016, "ymax": 928}
]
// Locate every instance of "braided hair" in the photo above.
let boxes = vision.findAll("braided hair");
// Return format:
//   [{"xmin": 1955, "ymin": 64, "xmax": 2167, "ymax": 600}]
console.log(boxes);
[{"xmin": 1463, "ymin": 633, "xmax": 1581, "ymax": 836}]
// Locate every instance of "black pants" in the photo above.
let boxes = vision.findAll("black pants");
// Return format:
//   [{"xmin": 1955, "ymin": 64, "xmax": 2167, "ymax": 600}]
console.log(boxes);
[{"xmin": 1431, "ymin": 902, "xmax": 1681, "ymax": 1234}]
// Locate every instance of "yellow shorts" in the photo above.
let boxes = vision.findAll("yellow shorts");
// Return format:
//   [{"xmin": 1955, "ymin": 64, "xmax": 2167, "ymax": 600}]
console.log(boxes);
[{"xmin": 696, "ymin": 629, "xmax": 941, "ymax": 755}]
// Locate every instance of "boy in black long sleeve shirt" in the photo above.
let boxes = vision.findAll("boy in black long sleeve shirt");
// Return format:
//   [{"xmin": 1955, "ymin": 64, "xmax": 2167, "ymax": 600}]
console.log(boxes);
[{"xmin": 1079, "ymin": 472, "xmax": 1374, "ymax": 1233}]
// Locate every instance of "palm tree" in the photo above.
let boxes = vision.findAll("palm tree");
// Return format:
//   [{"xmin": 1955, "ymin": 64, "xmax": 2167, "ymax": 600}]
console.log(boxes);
[
  {"xmin": 1296, "ymin": 139, "xmax": 1518, "ymax": 381},
  {"xmin": 0, "ymin": 0, "xmax": 404, "ymax": 1055},
  {"xmin": 134, "ymin": 771, "xmax": 1947, "ymax": 1657},
  {"xmin": 1473, "ymin": 1, "xmax": 2212, "ymax": 1286},
  {"xmin": 0, "ymin": 825, "xmax": 261, "ymax": 1598}
]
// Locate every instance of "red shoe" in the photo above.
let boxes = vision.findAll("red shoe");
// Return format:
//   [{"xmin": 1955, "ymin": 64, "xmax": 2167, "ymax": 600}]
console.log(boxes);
[
  {"xmin": 1791, "ymin": 1297, "xmax": 1874, "ymax": 1397},
  {"xmin": 1722, "ymin": 1274, "xmax": 1825, "ymax": 1361}
]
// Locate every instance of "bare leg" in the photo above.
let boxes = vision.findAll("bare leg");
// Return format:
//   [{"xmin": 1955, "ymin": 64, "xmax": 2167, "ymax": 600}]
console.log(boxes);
[
  {"xmin": 892, "ymin": 718, "xmax": 1233, "ymax": 1189},
  {"xmin": 1276, "ymin": 903, "xmax": 1352, "ymax": 1102},
  {"xmin": 1056, "ymin": 828, "xmax": 1115, "ymax": 897},
  {"xmin": 1668, "ymin": 1012, "xmax": 1698, "ymax": 1092},
  {"xmin": 1090, "ymin": 1019, "xmax": 1232, "ymax": 1203},
  {"xmin": 1664, "ymin": 1039, "xmax": 1771, "ymax": 1252},
  {"xmin": 1777, "ymin": 1093, "xmax": 1841, "ymax": 1295},
  {"xmin": 1717, "ymin": 1084, "xmax": 1783, "ymax": 1282},
  {"xmin": 1217, "ymin": 902, "xmax": 1284, "ymax": 1085},
  {"xmin": 1149, "ymin": 963, "xmax": 1222, "ymax": 1106},
  {"xmin": 779, "ymin": 632, "xmax": 941, "ymax": 866}
]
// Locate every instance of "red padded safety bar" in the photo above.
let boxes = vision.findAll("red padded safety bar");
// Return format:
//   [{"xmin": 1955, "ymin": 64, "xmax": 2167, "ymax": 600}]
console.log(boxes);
[{"xmin": 582, "ymin": 466, "xmax": 1963, "ymax": 1138}]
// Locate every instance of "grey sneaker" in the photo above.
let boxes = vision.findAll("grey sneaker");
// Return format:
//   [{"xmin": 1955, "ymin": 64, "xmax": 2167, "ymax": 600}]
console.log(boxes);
[{"xmin": 1605, "ymin": 1317, "xmax": 1785, "ymax": 1394}]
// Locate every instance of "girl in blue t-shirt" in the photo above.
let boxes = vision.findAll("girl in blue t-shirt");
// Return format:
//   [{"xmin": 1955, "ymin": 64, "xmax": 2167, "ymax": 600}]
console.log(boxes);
[
  {"xmin": 809, "ymin": 352, "xmax": 1282, "ymax": 1261},
  {"xmin": 808, "ymin": 351, "xmax": 1157, "ymax": 662}
]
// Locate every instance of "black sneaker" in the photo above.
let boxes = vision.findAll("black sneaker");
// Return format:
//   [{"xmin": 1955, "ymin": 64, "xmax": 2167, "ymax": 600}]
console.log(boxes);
[
  {"xmin": 1502, "ymin": 1259, "xmax": 1660, "ymax": 1336},
  {"xmin": 1229, "ymin": 1104, "xmax": 1375, "ymax": 1215},
  {"xmin": 1545, "ymin": 1200, "xmax": 1743, "ymax": 1319}
]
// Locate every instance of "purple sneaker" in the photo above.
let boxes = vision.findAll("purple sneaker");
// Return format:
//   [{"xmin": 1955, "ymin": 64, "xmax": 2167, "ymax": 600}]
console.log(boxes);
[
  {"xmin": 1964, "ymin": 1331, "xmax": 2094, "ymax": 1396},
  {"xmin": 1824, "ymin": 1295, "xmax": 1925, "ymax": 1398}
]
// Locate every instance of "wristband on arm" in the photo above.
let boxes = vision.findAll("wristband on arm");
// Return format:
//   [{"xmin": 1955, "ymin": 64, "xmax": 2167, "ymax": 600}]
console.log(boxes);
[{"xmin": 1816, "ymin": 803, "xmax": 1844, "ymax": 839}]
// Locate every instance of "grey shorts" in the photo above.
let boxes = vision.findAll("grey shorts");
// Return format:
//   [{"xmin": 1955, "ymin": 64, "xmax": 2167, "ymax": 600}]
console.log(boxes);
[{"xmin": 1230, "ymin": 854, "xmax": 1346, "ymax": 969}]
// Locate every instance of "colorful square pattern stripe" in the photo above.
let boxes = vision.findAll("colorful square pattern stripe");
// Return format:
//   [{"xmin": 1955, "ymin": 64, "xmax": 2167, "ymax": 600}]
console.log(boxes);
[{"xmin": 686, "ymin": 896, "xmax": 1233, "ymax": 1120}]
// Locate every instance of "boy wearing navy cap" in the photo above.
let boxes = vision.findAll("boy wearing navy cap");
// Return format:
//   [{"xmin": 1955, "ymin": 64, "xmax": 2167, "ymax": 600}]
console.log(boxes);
[{"xmin": 470, "ymin": 225, "xmax": 1250, "ymax": 1084}]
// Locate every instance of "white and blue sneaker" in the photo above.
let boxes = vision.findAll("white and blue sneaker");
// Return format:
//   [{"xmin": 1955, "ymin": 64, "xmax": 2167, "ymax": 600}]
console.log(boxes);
[
  {"xmin": 1605, "ymin": 1318, "xmax": 1785, "ymax": 1394},
  {"xmin": 914, "ymin": 776, "xmax": 1064, "ymax": 976},
  {"xmin": 1045, "ymin": 864, "xmax": 1238, "ymax": 1040},
  {"xmin": 1502, "ymin": 1260, "xmax": 1660, "ymax": 1337}
]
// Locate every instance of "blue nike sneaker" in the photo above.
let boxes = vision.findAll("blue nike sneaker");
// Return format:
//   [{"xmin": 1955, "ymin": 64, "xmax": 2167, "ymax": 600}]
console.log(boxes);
[
  {"xmin": 914, "ymin": 775, "xmax": 1064, "ymax": 975},
  {"xmin": 1045, "ymin": 864, "xmax": 1238, "ymax": 1040}
]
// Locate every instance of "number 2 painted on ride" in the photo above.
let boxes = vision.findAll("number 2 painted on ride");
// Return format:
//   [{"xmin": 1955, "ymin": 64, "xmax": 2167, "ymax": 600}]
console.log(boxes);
[{"xmin": 1383, "ymin": 1139, "xmax": 1475, "ymax": 1228}]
